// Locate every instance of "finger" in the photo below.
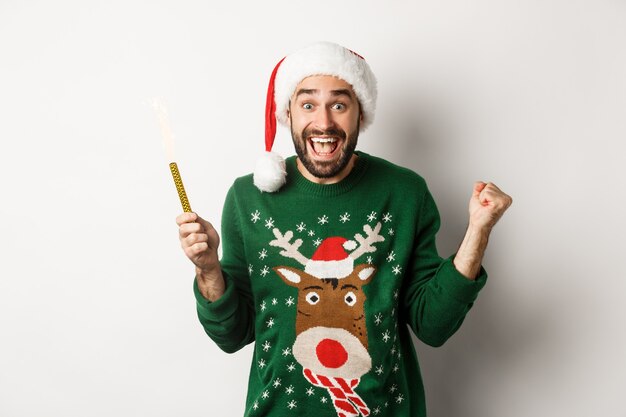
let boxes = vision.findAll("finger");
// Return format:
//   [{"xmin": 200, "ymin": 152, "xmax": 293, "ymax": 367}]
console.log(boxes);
[
  {"xmin": 185, "ymin": 241, "xmax": 209, "ymax": 258},
  {"xmin": 179, "ymin": 222, "xmax": 204, "ymax": 238},
  {"xmin": 176, "ymin": 212, "xmax": 198, "ymax": 226},
  {"xmin": 472, "ymin": 181, "xmax": 487, "ymax": 198},
  {"xmin": 183, "ymin": 233, "xmax": 209, "ymax": 248}
]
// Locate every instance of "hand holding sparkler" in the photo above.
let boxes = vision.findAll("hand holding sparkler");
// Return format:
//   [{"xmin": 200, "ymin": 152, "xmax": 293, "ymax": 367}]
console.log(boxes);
[{"xmin": 152, "ymin": 98, "xmax": 225, "ymax": 301}]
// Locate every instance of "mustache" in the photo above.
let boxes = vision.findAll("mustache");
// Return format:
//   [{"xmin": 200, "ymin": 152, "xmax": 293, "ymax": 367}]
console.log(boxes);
[{"xmin": 303, "ymin": 127, "xmax": 346, "ymax": 140}]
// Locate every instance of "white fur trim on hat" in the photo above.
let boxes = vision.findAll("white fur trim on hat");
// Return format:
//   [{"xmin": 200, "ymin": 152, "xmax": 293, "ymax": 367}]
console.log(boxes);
[
  {"xmin": 305, "ymin": 258, "xmax": 354, "ymax": 280},
  {"xmin": 273, "ymin": 41, "xmax": 377, "ymax": 131}
]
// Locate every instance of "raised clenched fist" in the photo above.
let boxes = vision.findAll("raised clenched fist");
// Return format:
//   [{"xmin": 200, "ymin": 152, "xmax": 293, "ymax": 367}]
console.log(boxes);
[{"xmin": 468, "ymin": 182, "xmax": 512, "ymax": 231}]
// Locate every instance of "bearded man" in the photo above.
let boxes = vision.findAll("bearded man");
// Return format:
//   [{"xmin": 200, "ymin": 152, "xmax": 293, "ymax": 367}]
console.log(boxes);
[{"xmin": 177, "ymin": 42, "xmax": 512, "ymax": 417}]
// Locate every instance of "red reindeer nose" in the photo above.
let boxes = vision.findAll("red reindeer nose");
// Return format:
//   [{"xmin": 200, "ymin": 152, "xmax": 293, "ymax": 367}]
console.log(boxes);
[{"xmin": 316, "ymin": 338, "xmax": 348, "ymax": 368}]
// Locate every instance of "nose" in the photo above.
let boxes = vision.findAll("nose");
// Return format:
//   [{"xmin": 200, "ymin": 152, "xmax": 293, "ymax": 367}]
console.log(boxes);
[
  {"xmin": 314, "ymin": 108, "xmax": 335, "ymax": 131},
  {"xmin": 316, "ymin": 338, "xmax": 348, "ymax": 368}
]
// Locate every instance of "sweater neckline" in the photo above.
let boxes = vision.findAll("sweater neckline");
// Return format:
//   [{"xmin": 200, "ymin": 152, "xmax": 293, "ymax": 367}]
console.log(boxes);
[{"xmin": 285, "ymin": 151, "xmax": 370, "ymax": 197}]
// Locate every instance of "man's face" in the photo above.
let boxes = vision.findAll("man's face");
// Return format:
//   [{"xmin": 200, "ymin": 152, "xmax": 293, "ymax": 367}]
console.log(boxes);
[{"xmin": 288, "ymin": 75, "xmax": 362, "ymax": 180}]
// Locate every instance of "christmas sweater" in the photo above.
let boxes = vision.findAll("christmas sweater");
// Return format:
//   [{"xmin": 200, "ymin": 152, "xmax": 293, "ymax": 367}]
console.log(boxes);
[{"xmin": 194, "ymin": 151, "xmax": 487, "ymax": 417}]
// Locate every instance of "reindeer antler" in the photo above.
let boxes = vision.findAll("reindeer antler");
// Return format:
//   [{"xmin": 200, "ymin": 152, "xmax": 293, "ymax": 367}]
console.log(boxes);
[
  {"xmin": 269, "ymin": 228, "xmax": 310, "ymax": 266},
  {"xmin": 349, "ymin": 222, "xmax": 386, "ymax": 261}
]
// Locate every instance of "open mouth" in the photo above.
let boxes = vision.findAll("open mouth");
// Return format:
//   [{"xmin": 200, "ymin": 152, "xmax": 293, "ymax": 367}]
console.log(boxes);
[{"xmin": 308, "ymin": 137, "xmax": 341, "ymax": 157}]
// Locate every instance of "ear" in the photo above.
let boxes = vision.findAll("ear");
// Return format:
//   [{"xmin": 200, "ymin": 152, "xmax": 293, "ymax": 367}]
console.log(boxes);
[
  {"xmin": 273, "ymin": 266, "xmax": 304, "ymax": 287},
  {"xmin": 352, "ymin": 264, "xmax": 377, "ymax": 285}
]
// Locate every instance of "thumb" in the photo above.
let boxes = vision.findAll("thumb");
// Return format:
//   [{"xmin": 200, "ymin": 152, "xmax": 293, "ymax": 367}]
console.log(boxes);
[{"xmin": 195, "ymin": 214, "xmax": 216, "ymax": 234}]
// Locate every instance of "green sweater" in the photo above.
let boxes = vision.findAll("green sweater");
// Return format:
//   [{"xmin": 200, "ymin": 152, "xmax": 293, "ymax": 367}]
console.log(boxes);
[{"xmin": 194, "ymin": 152, "xmax": 487, "ymax": 417}]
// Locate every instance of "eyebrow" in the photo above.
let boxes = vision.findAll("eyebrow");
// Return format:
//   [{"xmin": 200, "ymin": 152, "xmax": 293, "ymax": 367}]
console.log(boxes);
[
  {"xmin": 294, "ymin": 88, "xmax": 354, "ymax": 100},
  {"xmin": 303, "ymin": 285, "xmax": 324, "ymax": 291},
  {"xmin": 340, "ymin": 284, "xmax": 358, "ymax": 290}
]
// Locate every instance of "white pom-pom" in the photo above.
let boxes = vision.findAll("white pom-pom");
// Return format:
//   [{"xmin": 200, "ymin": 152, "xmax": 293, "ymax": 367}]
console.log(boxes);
[
  {"xmin": 343, "ymin": 240, "xmax": 357, "ymax": 251},
  {"xmin": 253, "ymin": 151, "xmax": 287, "ymax": 192}
]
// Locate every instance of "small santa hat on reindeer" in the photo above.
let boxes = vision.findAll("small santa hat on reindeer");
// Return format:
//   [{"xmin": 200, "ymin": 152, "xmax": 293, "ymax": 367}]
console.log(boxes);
[
  {"xmin": 253, "ymin": 41, "xmax": 378, "ymax": 193},
  {"xmin": 304, "ymin": 237, "xmax": 358, "ymax": 279}
]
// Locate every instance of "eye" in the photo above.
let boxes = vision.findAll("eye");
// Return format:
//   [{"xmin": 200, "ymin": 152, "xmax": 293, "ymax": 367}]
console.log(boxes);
[
  {"xmin": 344, "ymin": 291, "xmax": 357, "ymax": 306},
  {"xmin": 332, "ymin": 103, "xmax": 345, "ymax": 111},
  {"xmin": 306, "ymin": 292, "xmax": 320, "ymax": 305},
  {"xmin": 302, "ymin": 103, "xmax": 313, "ymax": 110}
]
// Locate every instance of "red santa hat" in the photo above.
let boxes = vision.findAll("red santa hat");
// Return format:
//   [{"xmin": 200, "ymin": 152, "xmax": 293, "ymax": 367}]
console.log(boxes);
[
  {"xmin": 253, "ymin": 41, "xmax": 378, "ymax": 193},
  {"xmin": 305, "ymin": 236, "xmax": 358, "ymax": 279}
]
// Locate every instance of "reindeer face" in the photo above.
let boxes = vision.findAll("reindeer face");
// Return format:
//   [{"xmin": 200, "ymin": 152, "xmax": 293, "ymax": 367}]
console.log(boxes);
[{"xmin": 273, "ymin": 264, "xmax": 376, "ymax": 379}]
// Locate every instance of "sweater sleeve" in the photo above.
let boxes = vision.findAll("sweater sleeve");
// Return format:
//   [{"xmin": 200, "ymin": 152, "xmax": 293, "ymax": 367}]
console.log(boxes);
[
  {"xmin": 401, "ymin": 187, "xmax": 487, "ymax": 347},
  {"xmin": 193, "ymin": 184, "xmax": 256, "ymax": 353}
]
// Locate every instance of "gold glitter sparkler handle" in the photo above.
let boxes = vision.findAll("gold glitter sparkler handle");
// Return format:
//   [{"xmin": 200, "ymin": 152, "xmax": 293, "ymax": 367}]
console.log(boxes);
[{"xmin": 169, "ymin": 162, "xmax": 192, "ymax": 212}]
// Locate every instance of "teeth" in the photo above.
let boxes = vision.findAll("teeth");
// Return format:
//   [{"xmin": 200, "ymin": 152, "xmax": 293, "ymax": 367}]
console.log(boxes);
[{"xmin": 311, "ymin": 137, "xmax": 337, "ymax": 143}]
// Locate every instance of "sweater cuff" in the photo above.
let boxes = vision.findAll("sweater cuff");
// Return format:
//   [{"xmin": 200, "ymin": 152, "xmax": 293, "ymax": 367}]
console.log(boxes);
[
  {"xmin": 437, "ymin": 256, "xmax": 488, "ymax": 304},
  {"xmin": 193, "ymin": 273, "xmax": 239, "ymax": 321}
]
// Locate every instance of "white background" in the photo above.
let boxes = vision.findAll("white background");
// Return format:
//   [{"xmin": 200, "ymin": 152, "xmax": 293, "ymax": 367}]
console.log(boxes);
[{"xmin": 1, "ymin": 1, "xmax": 625, "ymax": 416}]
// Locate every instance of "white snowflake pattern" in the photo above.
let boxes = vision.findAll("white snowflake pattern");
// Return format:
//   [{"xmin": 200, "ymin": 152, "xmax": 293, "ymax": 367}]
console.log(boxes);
[
  {"xmin": 282, "ymin": 347, "xmax": 292, "ymax": 356},
  {"xmin": 296, "ymin": 222, "xmax": 307, "ymax": 232},
  {"xmin": 374, "ymin": 365, "xmax": 384, "ymax": 375},
  {"xmin": 384, "ymin": 402, "xmax": 389, "ymax": 408},
  {"xmin": 320, "ymin": 397, "xmax": 328, "ymax": 404},
  {"xmin": 262, "ymin": 341, "xmax": 272, "ymax": 352},
  {"xmin": 382, "ymin": 330, "xmax": 391, "ymax": 343},
  {"xmin": 285, "ymin": 296, "xmax": 295, "ymax": 307},
  {"xmin": 389, "ymin": 384, "xmax": 398, "ymax": 393},
  {"xmin": 393, "ymin": 363, "xmax": 400, "ymax": 373},
  {"xmin": 271, "ymin": 298, "xmax": 278, "ymax": 306},
  {"xmin": 248, "ymin": 264, "xmax": 254, "ymax": 275},
  {"xmin": 253, "ymin": 401, "xmax": 259, "ymax": 410},
  {"xmin": 260, "ymin": 301, "xmax": 266, "ymax": 312},
  {"xmin": 373, "ymin": 406, "xmax": 381, "ymax": 415},
  {"xmin": 392, "ymin": 265, "xmax": 402, "ymax": 275},
  {"xmin": 313, "ymin": 238, "xmax": 322, "ymax": 246},
  {"xmin": 285, "ymin": 385, "xmax": 295, "ymax": 395},
  {"xmin": 264, "ymin": 218, "xmax": 275, "ymax": 229},
  {"xmin": 383, "ymin": 212, "xmax": 392, "ymax": 223},
  {"xmin": 287, "ymin": 362, "xmax": 296, "ymax": 372},
  {"xmin": 391, "ymin": 346, "xmax": 397, "ymax": 355},
  {"xmin": 393, "ymin": 289, "xmax": 399, "ymax": 299},
  {"xmin": 366, "ymin": 256, "xmax": 373, "ymax": 263},
  {"xmin": 374, "ymin": 313, "xmax": 383, "ymax": 325},
  {"xmin": 261, "ymin": 390, "xmax": 269, "ymax": 399},
  {"xmin": 266, "ymin": 317, "xmax": 275, "ymax": 328},
  {"xmin": 260, "ymin": 266, "xmax": 270, "ymax": 277},
  {"xmin": 395, "ymin": 394, "xmax": 405, "ymax": 404},
  {"xmin": 388, "ymin": 228, "xmax": 395, "ymax": 236},
  {"xmin": 317, "ymin": 215, "xmax": 329, "ymax": 225},
  {"xmin": 258, "ymin": 359, "xmax": 266, "ymax": 369},
  {"xmin": 259, "ymin": 249, "xmax": 268, "ymax": 260},
  {"xmin": 287, "ymin": 400, "xmax": 297, "ymax": 410},
  {"xmin": 273, "ymin": 378, "xmax": 282, "ymax": 388},
  {"xmin": 306, "ymin": 387, "xmax": 315, "ymax": 396},
  {"xmin": 251, "ymin": 210, "xmax": 261, "ymax": 223},
  {"xmin": 339, "ymin": 212, "xmax": 350, "ymax": 223},
  {"xmin": 367, "ymin": 211, "xmax": 377, "ymax": 222},
  {"xmin": 308, "ymin": 230, "xmax": 315, "ymax": 237},
  {"xmin": 386, "ymin": 251, "xmax": 396, "ymax": 262}
]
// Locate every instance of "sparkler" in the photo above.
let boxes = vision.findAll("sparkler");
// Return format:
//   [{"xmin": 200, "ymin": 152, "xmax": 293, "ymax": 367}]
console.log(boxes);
[{"xmin": 152, "ymin": 98, "xmax": 192, "ymax": 212}]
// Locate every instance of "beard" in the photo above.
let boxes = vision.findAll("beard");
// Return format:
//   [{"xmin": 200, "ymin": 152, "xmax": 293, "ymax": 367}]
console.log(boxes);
[{"xmin": 291, "ymin": 119, "xmax": 360, "ymax": 179}]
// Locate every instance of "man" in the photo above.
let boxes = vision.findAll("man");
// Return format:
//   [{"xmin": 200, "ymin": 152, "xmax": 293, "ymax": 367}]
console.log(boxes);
[{"xmin": 177, "ymin": 42, "xmax": 511, "ymax": 417}]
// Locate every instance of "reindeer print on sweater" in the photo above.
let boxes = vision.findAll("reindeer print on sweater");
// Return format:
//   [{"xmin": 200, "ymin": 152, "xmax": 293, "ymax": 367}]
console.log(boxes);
[
  {"xmin": 244, "ymin": 205, "xmax": 403, "ymax": 417},
  {"xmin": 271, "ymin": 223, "xmax": 384, "ymax": 417}
]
